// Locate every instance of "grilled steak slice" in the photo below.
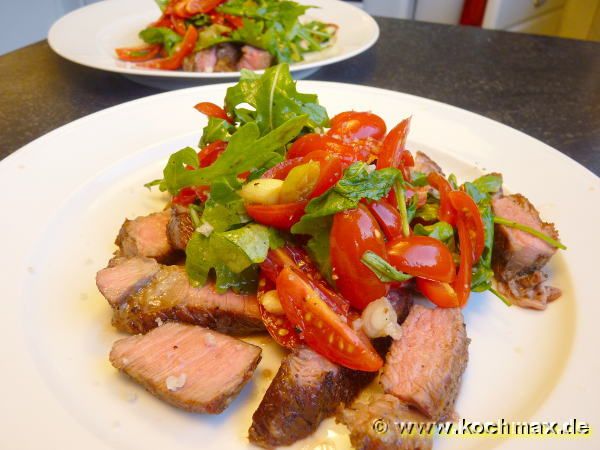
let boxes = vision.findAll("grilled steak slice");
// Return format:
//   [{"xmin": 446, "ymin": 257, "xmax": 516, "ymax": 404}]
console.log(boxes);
[
  {"xmin": 249, "ymin": 347, "xmax": 373, "ymax": 448},
  {"xmin": 337, "ymin": 394, "xmax": 433, "ymax": 450},
  {"xmin": 492, "ymin": 194, "xmax": 561, "ymax": 309},
  {"xmin": 214, "ymin": 43, "xmax": 242, "ymax": 72},
  {"xmin": 168, "ymin": 204, "xmax": 194, "ymax": 251},
  {"xmin": 413, "ymin": 151, "xmax": 444, "ymax": 176},
  {"xmin": 183, "ymin": 47, "xmax": 217, "ymax": 72},
  {"xmin": 237, "ymin": 45, "xmax": 273, "ymax": 71},
  {"xmin": 110, "ymin": 322, "xmax": 261, "ymax": 413},
  {"xmin": 115, "ymin": 210, "xmax": 175, "ymax": 262},
  {"xmin": 96, "ymin": 257, "xmax": 264, "ymax": 335},
  {"xmin": 380, "ymin": 305, "xmax": 469, "ymax": 421}
]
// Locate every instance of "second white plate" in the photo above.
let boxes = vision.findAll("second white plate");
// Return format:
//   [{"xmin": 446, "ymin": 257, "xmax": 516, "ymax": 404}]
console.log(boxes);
[{"xmin": 48, "ymin": 0, "xmax": 379, "ymax": 89}]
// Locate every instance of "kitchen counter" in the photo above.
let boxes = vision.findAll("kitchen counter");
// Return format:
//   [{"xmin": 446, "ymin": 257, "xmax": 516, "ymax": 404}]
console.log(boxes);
[{"xmin": 1, "ymin": 17, "xmax": 599, "ymax": 175}]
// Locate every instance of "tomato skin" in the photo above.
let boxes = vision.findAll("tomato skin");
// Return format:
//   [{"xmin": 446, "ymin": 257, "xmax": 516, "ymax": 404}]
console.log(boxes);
[
  {"xmin": 257, "ymin": 276, "xmax": 302, "ymax": 348},
  {"xmin": 261, "ymin": 246, "xmax": 351, "ymax": 317},
  {"xmin": 115, "ymin": 44, "xmax": 161, "ymax": 62},
  {"xmin": 262, "ymin": 157, "xmax": 304, "ymax": 180},
  {"xmin": 416, "ymin": 278, "xmax": 460, "ymax": 308},
  {"xmin": 139, "ymin": 25, "xmax": 197, "ymax": 70},
  {"xmin": 330, "ymin": 204, "xmax": 389, "ymax": 310},
  {"xmin": 376, "ymin": 117, "xmax": 412, "ymax": 180},
  {"xmin": 172, "ymin": 186, "xmax": 209, "ymax": 205},
  {"xmin": 366, "ymin": 199, "xmax": 403, "ymax": 240},
  {"xmin": 447, "ymin": 190, "xmax": 485, "ymax": 263},
  {"xmin": 386, "ymin": 235, "xmax": 456, "ymax": 283},
  {"xmin": 276, "ymin": 266, "xmax": 383, "ymax": 372},
  {"xmin": 302, "ymin": 151, "xmax": 344, "ymax": 198},
  {"xmin": 197, "ymin": 140, "xmax": 227, "ymax": 167},
  {"xmin": 194, "ymin": 102, "xmax": 233, "ymax": 124},
  {"xmin": 246, "ymin": 201, "xmax": 307, "ymax": 229},
  {"xmin": 287, "ymin": 134, "xmax": 363, "ymax": 163},
  {"xmin": 328, "ymin": 111, "xmax": 387, "ymax": 141},
  {"xmin": 427, "ymin": 172, "xmax": 456, "ymax": 225},
  {"xmin": 186, "ymin": 0, "xmax": 226, "ymax": 14}
]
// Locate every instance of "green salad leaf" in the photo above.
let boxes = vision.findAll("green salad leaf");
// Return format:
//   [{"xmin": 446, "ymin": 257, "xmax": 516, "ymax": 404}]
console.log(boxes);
[
  {"xmin": 413, "ymin": 221, "xmax": 455, "ymax": 242},
  {"xmin": 199, "ymin": 117, "xmax": 234, "ymax": 147},
  {"xmin": 290, "ymin": 215, "xmax": 333, "ymax": 282},
  {"xmin": 225, "ymin": 64, "xmax": 329, "ymax": 133},
  {"xmin": 361, "ymin": 251, "xmax": 413, "ymax": 283},
  {"xmin": 139, "ymin": 27, "xmax": 182, "ymax": 56},
  {"xmin": 195, "ymin": 24, "xmax": 233, "ymax": 51}
]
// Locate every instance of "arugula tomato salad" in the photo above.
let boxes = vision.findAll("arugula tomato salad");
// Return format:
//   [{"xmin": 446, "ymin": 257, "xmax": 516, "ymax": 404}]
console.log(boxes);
[
  {"xmin": 143, "ymin": 63, "xmax": 565, "ymax": 372},
  {"xmin": 115, "ymin": 0, "xmax": 337, "ymax": 72}
]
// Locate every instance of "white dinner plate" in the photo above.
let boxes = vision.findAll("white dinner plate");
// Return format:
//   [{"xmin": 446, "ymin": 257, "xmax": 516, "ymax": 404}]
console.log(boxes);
[
  {"xmin": 1, "ymin": 82, "xmax": 599, "ymax": 450},
  {"xmin": 48, "ymin": 0, "xmax": 379, "ymax": 89}
]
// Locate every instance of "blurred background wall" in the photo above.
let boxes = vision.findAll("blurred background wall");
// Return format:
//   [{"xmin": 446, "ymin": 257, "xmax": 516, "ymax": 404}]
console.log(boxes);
[{"xmin": 1, "ymin": 0, "xmax": 598, "ymax": 56}]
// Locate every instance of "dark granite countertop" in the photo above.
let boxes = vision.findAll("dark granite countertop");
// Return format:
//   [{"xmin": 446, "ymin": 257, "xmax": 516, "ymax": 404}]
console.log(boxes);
[{"xmin": 1, "ymin": 17, "xmax": 599, "ymax": 175}]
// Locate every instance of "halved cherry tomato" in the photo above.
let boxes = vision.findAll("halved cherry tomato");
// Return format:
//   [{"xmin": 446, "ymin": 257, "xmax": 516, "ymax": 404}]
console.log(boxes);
[
  {"xmin": 261, "ymin": 246, "xmax": 350, "ymax": 317},
  {"xmin": 376, "ymin": 117, "xmax": 411, "ymax": 175},
  {"xmin": 447, "ymin": 190, "xmax": 485, "ymax": 263},
  {"xmin": 115, "ymin": 44, "xmax": 161, "ymax": 62},
  {"xmin": 209, "ymin": 12, "xmax": 244, "ymax": 28},
  {"xmin": 197, "ymin": 140, "xmax": 227, "ymax": 167},
  {"xmin": 416, "ymin": 214, "xmax": 474, "ymax": 308},
  {"xmin": 245, "ymin": 201, "xmax": 307, "ymax": 229},
  {"xmin": 287, "ymin": 134, "xmax": 363, "ymax": 163},
  {"xmin": 194, "ymin": 102, "xmax": 233, "ymax": 124},
  {"xmin": 170, "ymin": 15, "xmax": 187, "ymax": 35},
  {"xmin": 261, "ymin": 157, "xmax": 304, "ymax": 180},
  {"xmin": 140, "ymin": 25, "xmax": 197, "ymax": 70},
  {"xmin": 330, "ymin": 204, "xmax": 389, "ymax": 310},
  {"xmin": 257, "ymin": 276, "xmax": 302, "ymax": 348},
  {"xmin": 415, "ymin": 278, "xmax": 460, "ymax": 308},
  {"xmin": 172, "ymin": 185, "xmax": 209, "ymax": 205},
  {"xmin": 328, "ymin": 111, "xmax": 387, "ymax": 141},
  {"xmin": 302, "ymin": 151, "xmax": 344, "ymax": 198},
  {"xmin": 386, "ymin": 235, "xmax": 456, "ymax": 283},
  {"xmin": 366, "ymin": 199, "xmax": 403, "ymax": 240},
  {"xmin": 276, "ymin": 266, "xmax": 383, "ymax": 372},
  {"xmin": 427, "ymin": 172, "xmax": 457, "ymax": 226}
]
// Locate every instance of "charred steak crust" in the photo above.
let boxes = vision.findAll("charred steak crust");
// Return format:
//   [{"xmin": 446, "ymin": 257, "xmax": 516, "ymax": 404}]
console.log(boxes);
[
  {"xmin": 248, "ymin": 347, "xmax": 374, "ymax": 448},
  {"xmin": 337, "ymin": 394, "xmax": 433, "ymax": 450},
  {"xmin": 167, "ymin": 204, "xmax": 194, "ymax": 251},
  {"xmin": 110, "ymin": 323, "xmax": 262, "ymax": 414},
  {"xmin": 96, "ymin": 257, "xmax": 265, "ymax": 335}
]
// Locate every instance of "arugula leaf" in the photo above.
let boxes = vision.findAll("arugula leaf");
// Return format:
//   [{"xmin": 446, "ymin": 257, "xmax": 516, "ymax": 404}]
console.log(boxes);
[
  {"xmin": 299, "ymin": 163, "xmax": 402, "ymax": 221},
  {"xmin": 210, "ymin": 224, "xmax": 271, "ymax": 273},
  {"xmin": 214, "ymin": 264, "xmax": 259, "ymax": 294},
  {"xmin": 199, "ymin": 117, "xmax": 234, "ymax": 148},
  {"xmin": 185, "ymin": 232, "xmax": 213, "ymax": 286},
  {"xmin": 195, "ymin": 24, "xmax": 233, "ymax": 51},
  {"xmin": 154, "ymin": 0, "xmax": 169, "ymax": 12},
  {"xmin": 291, "ymin": 215, "xmax": 333, "ymax": 282},
  {"xmin": 161, "ymin": 115, "xmax": 306, "ymax": 194},
  {"xmin": 410, "ymin": 171, "xmax": 428, "ymax": 187},
  {"xmin": 201, "ymin": 177, "xmax": 250, "ymax": 232},
  {"xmin": 361, "ymin": 251, "xmax": 413, "ymax": 283},
  {"xmin": 139, "ymin": 27, "xmax": 182, "ymax": 56},
  {"xmin": 472, "ymin": 173, "xmax": 503, "ymax": 195},
  {"xmin": 188, "ymin": 13, "xmax": 211, "ymax": 27},
  {"xmin": 225, "ymin": 64, "xmax": 329, "ymax": 134},
  {"xmin": 415, "ymin": 202, "xmax": 439, "ymax": 222},
  {"xmin": 413, "ymin": 221, "xmax": 454, "ymax": 242}
]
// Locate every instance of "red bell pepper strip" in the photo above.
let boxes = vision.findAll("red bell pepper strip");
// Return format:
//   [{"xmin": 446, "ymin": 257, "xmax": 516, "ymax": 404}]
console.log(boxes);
[
  {"xmin": 139, "ymin": 25, "xmax": 197, "ymax": 70},
  {"xmin": 194, "ymin": 102, "xmax": 234, "ymax": 124}
]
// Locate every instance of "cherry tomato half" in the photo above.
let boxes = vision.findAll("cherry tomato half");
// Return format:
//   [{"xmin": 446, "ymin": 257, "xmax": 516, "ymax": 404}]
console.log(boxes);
[
  {"xmin": 276, "ymin": 266, "xmax": 383, "ymax": 372},
  {"xmin": 330, "ymin": 204, "xmax": 389, "ymax": 310},
  {"xmin": 115, "ymin": 44, "xmax": 161, "ymax": 62},
  {"xmin": 386, "ymin": 235, "xmax": 456, "ymax": 283},
  {"xmin": 287, "ymin": 134, "xmax": 363, "ymax": 163},
  {"xmin": 197, "ymin": 140, "xmax": 227, "ymax": 168},
  {"xmin": 427, "ymin": 172, "xmax": 456, "ymax": 226},
  {"xmin": 245, "ymin": 201, "xmax": 307, "ymax": 230},
  {"xmin": 302, "ymin": 151, "xmax": 344, "ymax": 198},
  {"xmin": 328, "ymin": 111, "xmax": 387, "ymax": 141},
  {"xmin": 377, "ymin": 117, "xmax": 413, "ymax": 180},
  {"xmin": 186, "ymin": 0, "xmax": 226, "ymax": 14},
  {"xmin": 257, "ymin": 276, "xmax": 302, "ymax": 349},
  {"xmin": 366, "ymin": 199, "xmax": 403, "ymax": 240},
  {"xmin": 447, "ymin": 190, "xmax": 485, "ymax": 263},
  {"xmin": 139, "ymin": 25, "xmax": 197, "ymax": 70}
]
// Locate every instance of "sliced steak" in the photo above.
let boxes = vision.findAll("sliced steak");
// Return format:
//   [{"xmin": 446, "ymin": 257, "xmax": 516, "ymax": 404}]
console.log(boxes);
[
  {"xmin": 110, "ymin": 322, "xmax": 261, "ymax": 413},
  {"xmin": 168, "ymin": 204, "xmax": 194, "ymax": 251},
  {"xmin": 380, "ymin": 305, "xmax": 469, "ymax": 421},
  {"xmin": 214, "ymin": 43, "xmax": 241, "ymax": 72},
  {"xmin": 184, "ymin": 47, "xmax": 217, "ymax": 72},
  {"xmin": 413, "ymin": 151, "xmax": 444, "ymax": 176},
  {"xmin": 387, "ymin": 288, "xmax": 413, "ymax": 325},
  {"xmin": 237, "ymin": 45, "xmax": 273, "ymax": 71},
  {"xmin": 115, "ymin": 210, "xmax": 175, "ymax": 263},
  {"xmin": 96, "ymin": 257, "xmax": 264, "ymax": 335},
  {"xmin": 249, "ymin": 347, "xmax": 373, "ymax": 448},
  {"xmin": 337, "ymin": 394, "xmax": 433, "ymax": 450},
  {"xmin": 492, "ymin": 194, "xmax": 561, "ymax": 309}
]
